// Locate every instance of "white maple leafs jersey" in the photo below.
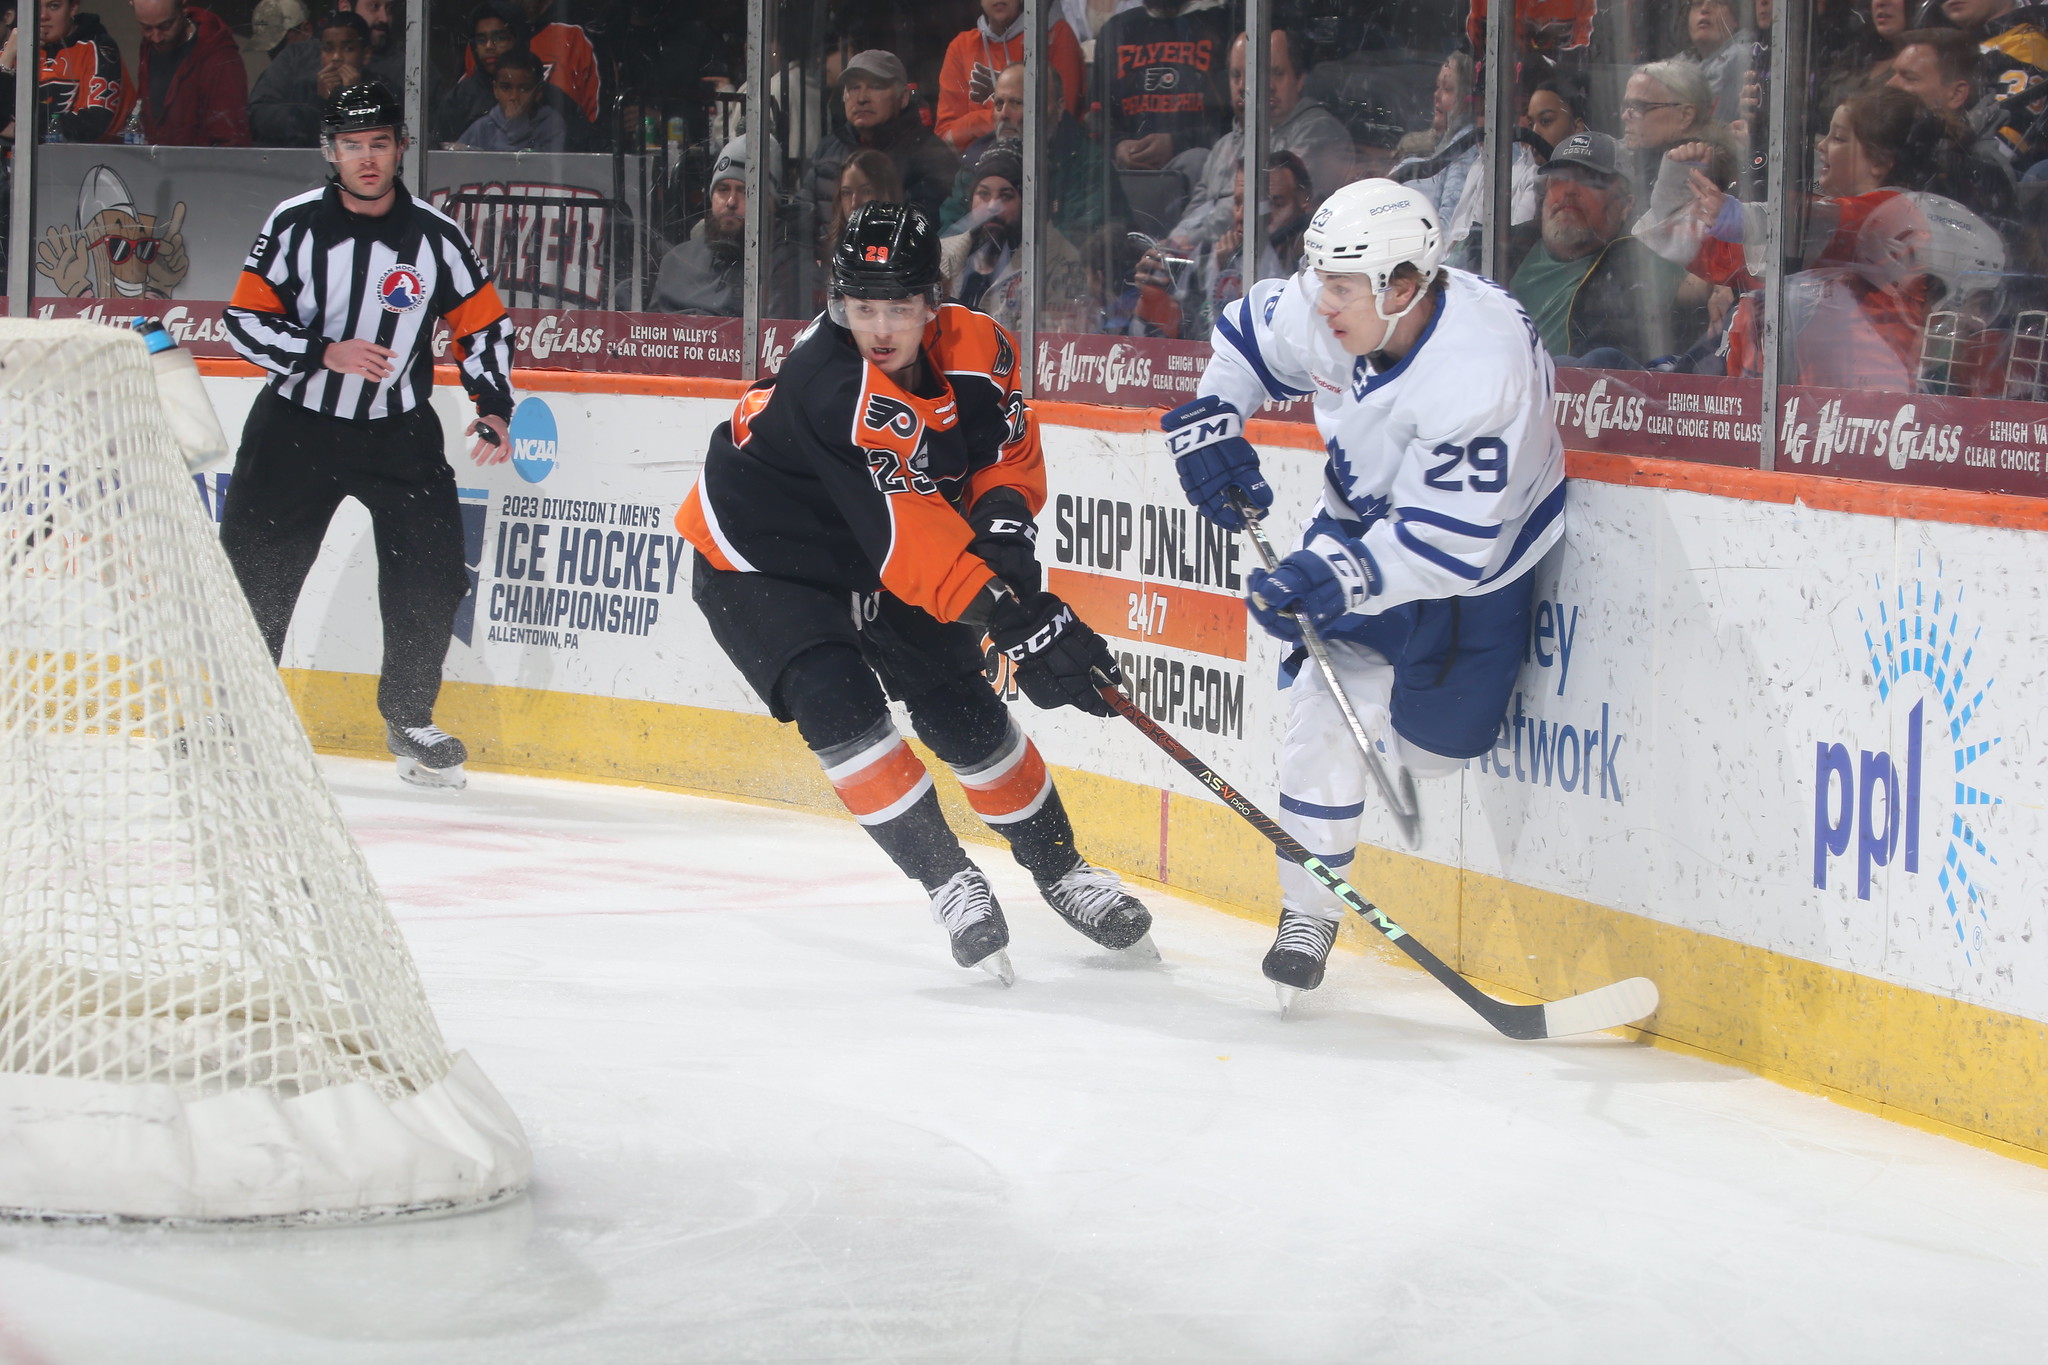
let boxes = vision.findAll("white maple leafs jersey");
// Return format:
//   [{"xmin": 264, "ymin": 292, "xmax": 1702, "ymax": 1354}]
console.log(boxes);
[{"xmin": 1197, "ymin": 266, "xmax": 1565, "ymax": 612}]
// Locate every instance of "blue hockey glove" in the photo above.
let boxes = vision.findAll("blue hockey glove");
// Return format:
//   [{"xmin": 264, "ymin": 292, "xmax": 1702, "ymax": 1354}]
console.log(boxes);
[
  {"xmin": 1245, "ymin": 589, "xmax": 1305, "ymax": 644},
  {"xmin": 1245, "ymin": 534, "xmax": 1381, "ymax": 638},
  {"xmin": 1161, "ymin": 395, "xmax": 1271, "ymax": 531}
]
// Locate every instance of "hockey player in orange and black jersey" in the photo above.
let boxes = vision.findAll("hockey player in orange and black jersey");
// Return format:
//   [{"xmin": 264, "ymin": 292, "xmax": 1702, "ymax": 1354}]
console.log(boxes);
[{"xmin": 680, "ymin": 201, "xmax": 1154, "ymax": 981}]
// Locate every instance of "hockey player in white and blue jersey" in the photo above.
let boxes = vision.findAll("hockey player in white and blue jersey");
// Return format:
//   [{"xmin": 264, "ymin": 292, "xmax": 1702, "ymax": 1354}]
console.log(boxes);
[{"xmin": 1160, "ymin": 177, "xmax": 1565, "ymax": 999}]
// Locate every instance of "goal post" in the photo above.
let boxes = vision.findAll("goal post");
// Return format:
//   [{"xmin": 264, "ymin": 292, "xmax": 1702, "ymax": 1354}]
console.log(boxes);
[{"xmin": 0, "ymin": 319, "xmax": 530, "ymax": 1222}]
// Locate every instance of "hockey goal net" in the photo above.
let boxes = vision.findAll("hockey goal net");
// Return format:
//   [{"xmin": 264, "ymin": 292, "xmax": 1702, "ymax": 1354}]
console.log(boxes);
[{"xmin": 0, "ymin": 320, "xmax": 529, "ymax": 1222}]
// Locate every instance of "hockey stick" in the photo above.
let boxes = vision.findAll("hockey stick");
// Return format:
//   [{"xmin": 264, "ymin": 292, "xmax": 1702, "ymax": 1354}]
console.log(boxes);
[
  {"xmin": 1232, "ymin": 496, "xmax": 1421, "ymax": 847},
  {"xmin": 1090, "ymin": 669, "xmax": 1658, "ymax": 1040}
]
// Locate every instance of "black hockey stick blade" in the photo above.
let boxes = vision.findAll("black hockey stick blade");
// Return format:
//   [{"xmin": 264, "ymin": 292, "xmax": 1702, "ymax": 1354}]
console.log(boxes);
[{"xmin": 1093, "ymin": 671, "xmax": 1659, "ymax": 1040}]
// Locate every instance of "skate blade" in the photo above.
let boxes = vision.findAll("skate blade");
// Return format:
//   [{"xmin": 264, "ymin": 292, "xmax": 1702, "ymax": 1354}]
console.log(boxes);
[
  {"xmin": 974, "ymin": 949, "xmax": 1015, "ymax": 986},
  {"xmin": 1122, "ymin": 932, "xmax": 1162, "ymax": 962},
  {"xmin": 1275, "ymin": 983, "xmax": 1298, "ymax": 1017},
  {"xmin": 396, "ymin": 756, "xmax": 467, "ymax": 790}
]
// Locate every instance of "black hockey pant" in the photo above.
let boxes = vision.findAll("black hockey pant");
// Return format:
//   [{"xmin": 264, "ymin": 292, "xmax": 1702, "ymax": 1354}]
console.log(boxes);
[
  {"xmin": 219, "ymin": 390, "xmax": 471, "ymax": 729},
  {"xmin": 778, "ymin": 642, "xmax": 1085, "ymax": 892}
]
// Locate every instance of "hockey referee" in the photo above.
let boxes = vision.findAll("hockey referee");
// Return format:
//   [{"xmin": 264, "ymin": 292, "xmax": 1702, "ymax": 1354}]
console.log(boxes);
[{"xmin": 221, "ymin": 81, "xmax": 513, "ymax": 790}]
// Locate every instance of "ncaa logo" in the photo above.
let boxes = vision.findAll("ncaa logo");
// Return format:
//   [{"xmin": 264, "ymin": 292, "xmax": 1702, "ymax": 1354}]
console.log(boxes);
[
  {"xmin": 509, "ymin": 396, "xmax": 559, "ymax": 484},
  {"xmin": 378, "ymin": 264, "xmax": 425, "ymax": 312}
]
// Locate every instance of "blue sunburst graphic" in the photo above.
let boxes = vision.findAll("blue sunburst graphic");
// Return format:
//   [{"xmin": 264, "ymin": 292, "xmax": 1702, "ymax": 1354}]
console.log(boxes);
[{"xmin": 1856, "ymin": 559, "xmax": 2001, "ymax": 962}]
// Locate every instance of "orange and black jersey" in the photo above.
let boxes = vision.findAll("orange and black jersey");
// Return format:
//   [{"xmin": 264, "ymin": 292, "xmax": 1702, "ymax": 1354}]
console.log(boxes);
[
  {"xmin": 30, "ymin": 12, "xmax": 134, "ymax": 143},
  {"xmin": 678, "ymin": 304, "xmax": 1042, "ymax": 624},
  {"xmin": 223, "ymin": 182, "xmax": 513, "ymax": 423}
]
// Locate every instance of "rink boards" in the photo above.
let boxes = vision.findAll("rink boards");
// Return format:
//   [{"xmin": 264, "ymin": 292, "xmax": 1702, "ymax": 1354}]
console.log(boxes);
[{"xmin": 194, "ymin": 370, "xmax": 2048, "ymax": 1161}]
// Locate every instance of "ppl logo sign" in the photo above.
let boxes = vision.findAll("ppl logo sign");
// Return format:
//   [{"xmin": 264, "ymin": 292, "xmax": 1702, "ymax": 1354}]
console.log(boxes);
[
  {"xmin": 509, "ymin": 396, "xmax": 559, "ymax": 484},
  {"xmin": 378, "ymin": 264, "xmax": 425, "ymax": 313},
  {"xmin": 1812, "ymin": 562, "xmax": 2001, "ymax": 961}
]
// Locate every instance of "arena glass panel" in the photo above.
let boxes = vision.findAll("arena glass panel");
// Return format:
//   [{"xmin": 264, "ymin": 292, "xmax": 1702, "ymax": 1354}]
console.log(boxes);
[
  {"xmin": 1768, "ymin": 0, "xmax": 2048, "ymax": 496},
  {"xmin": 1481, "ymin": 0, "xmax": 1767, "ymax": 467},
  {"xmin": 751, "ymin": 0, "xmax": 979, "ymax": 377},
  {"xmin": 23, "ymin": 0, "xmax": 275, "ymax": 347},
  {"xmin": 424, "ymin": 0, "xmax": 746, "ymax": 378},
  {"xmin": 1020, "ymin": 0, "xmax": 1245, "ymax": 409}
]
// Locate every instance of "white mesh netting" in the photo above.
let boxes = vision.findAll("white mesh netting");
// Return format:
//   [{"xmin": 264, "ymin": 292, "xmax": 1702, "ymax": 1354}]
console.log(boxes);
[{"xmin": 0, "ymin": 320, "xmax": 529, "ymax": 1222}]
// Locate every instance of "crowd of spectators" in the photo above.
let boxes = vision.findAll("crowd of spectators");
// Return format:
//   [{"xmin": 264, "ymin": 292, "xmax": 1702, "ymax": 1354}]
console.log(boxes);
[
  {"xmin": 15, "ymin": 0, "xmax": 2048, "ymax": 404},
  {"xmin": 0, "ymin": 0, "xmax": 719, "ymax": 150},
  {"xmin": 614, "ymin": 0, "xmax": 2048, "ymax": 400}
]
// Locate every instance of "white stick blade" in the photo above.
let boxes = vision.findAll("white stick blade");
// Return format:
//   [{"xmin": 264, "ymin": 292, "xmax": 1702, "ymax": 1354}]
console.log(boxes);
[{"xmin": 1539, "ymin": 977, "xmax": 1660, "ymax": 1038}]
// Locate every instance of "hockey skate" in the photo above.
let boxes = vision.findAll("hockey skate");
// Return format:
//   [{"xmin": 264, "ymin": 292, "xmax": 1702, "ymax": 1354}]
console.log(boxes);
[
  {"xmin": 1263, "ymin": 906, "xmax": 1340, "ymax": 1015},
  {"xmin": 1037, "ymin": 861, "xmax": 1159, "ymax": 957},
  {"xmin": 928, "ymin": 868, "xmax": 1013, "ymax": 984},
  {"xmin": 387, "ymin": 723, "xmax": 469, "ymax": 790}
]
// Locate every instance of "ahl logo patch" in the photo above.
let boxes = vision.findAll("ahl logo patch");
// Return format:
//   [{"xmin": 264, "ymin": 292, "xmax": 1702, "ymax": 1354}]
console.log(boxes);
[{"xmin": 378, "ymin": 264, "xmax": 426, "ymax": 312}]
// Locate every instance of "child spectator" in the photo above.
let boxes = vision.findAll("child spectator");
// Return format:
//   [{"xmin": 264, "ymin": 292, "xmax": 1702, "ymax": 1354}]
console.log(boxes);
[{"xmin": 456, "ymin": 47, "xmax": 562, "ymax": 151}]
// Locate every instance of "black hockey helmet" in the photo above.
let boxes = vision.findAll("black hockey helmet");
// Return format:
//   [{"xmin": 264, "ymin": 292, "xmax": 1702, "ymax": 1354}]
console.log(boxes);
[
  {"xmin": 322, "ymin": 81, "xmax": 405, "ymax": 142},
  {"xmin": 831, "ymin": 202, "xmax": 942, "ymax": 301}
]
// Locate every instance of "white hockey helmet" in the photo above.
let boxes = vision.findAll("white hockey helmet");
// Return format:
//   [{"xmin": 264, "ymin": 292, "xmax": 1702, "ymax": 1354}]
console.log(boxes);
[
  {"xmin": 1853, "ymin": 190, "xmax": 2005, "ymax": 304},
  {"xmin": 1302, "ymin": 178, "xmax": 1447, "ymax": 291}
]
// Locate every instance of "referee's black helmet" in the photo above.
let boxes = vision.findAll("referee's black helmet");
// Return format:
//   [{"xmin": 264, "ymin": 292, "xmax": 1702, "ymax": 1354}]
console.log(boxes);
[
  {"xmin": 831, "ymin": 203, "xmax": 941, "ymax": 301},
  {"xmin": 322, "ymin": 82, "xmax": 405, "ymax": 141}
]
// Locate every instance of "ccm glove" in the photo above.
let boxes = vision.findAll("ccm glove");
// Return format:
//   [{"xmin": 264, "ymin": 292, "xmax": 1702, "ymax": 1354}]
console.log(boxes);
[
  {"xmin": 1162, "ymin": 395, "xmax": 1271, "ymax": 530},
  {"xmin": 1245, "ymin": 533, "xmax": 1381, "ymax": 638},
  {"xmin": 968, "ymin": 488, "xmax": 1042, "ymax": 596},
  {"xmin": 988, "ymin": 590, "xmax": 1121, "ymax": 717}
]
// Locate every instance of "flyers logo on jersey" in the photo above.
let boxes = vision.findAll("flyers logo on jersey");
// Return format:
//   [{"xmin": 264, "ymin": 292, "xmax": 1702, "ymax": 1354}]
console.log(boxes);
[
  {"xmin": 379, "ymin": 265, "xmax": 426, "ymax": 312},
  {"xmin": 731, "ymin": 382, "xmax": 775, "ymax": 446},
  {"xmin": 863, "ymin": 393, "xmax": 920, "ymax": 438}
]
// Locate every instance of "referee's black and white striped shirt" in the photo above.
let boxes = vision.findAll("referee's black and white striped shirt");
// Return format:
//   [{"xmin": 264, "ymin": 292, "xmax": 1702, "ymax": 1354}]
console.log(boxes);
[{"xmin": 224, "ymin": 181, "xmax": 514, "ymax": 423}]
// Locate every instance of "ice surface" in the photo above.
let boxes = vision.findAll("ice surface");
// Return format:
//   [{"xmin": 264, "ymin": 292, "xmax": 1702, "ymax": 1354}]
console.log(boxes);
[{"xmin": 4, "ymin": 758, "xmax": 2047, "ymax": 1363}]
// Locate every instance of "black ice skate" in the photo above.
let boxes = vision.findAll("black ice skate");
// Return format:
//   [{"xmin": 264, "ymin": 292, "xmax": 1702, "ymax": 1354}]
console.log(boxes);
[
  {"xmin": 1263, "ymin": 906, "xmax": 1339, "ymax": 1014},
  {"xmin": 1036, "ymin": 861, "xmax": 1158, "ymax": 957},
  {"xmin": 387, "ymin": 723, "xmax": 469, "ymax": 790},
  {"xmin": 928, "ymin": 868, "xmax": 1013, "ymax": 984}
]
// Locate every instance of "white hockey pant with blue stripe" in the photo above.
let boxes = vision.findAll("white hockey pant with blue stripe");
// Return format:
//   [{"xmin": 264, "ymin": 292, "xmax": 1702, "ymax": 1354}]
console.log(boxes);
[{"xmin": 1277, "ymin": 639, "xmax": 1462, "ymax": 922}]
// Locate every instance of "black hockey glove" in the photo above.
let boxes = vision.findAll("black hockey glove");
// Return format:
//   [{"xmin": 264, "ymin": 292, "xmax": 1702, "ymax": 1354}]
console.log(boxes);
[
  {"xmin": 988, "ymin": 590, "xmax": 1121, "ymax": 717},
  {"xmin": 968, "ymin": 488, "xmax": 1042, "ymax": 596}
]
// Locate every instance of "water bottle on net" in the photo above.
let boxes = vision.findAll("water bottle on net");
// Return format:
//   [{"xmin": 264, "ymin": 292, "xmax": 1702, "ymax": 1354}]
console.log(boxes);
[{"xmin": 134, "ymin": 317, "xmax": 231, "ymax": 472}]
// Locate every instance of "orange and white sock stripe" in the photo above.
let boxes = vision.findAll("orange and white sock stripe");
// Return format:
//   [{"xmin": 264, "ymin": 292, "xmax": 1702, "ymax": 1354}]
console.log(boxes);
[
  {"xmin": 819, "ymin": 723, "xmax": 934, "ymax": 826},
  {"xmin": 951, "ymin": 725, "xmax": 1053, "ymax": 826}
]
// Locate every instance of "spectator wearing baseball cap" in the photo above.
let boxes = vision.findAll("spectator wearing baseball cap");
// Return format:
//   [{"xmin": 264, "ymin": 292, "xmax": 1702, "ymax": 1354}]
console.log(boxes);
[
  {"xmin": 652, "ymin": 134, "xmax": 793, "ymax": 317},
  {"xmin": 1506, "ymin": 130, "xmax": 1705, "ymax": 367},
  {"xmin": 809, "ymin": 48, "xmax": 960, "ymax": 229}
]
